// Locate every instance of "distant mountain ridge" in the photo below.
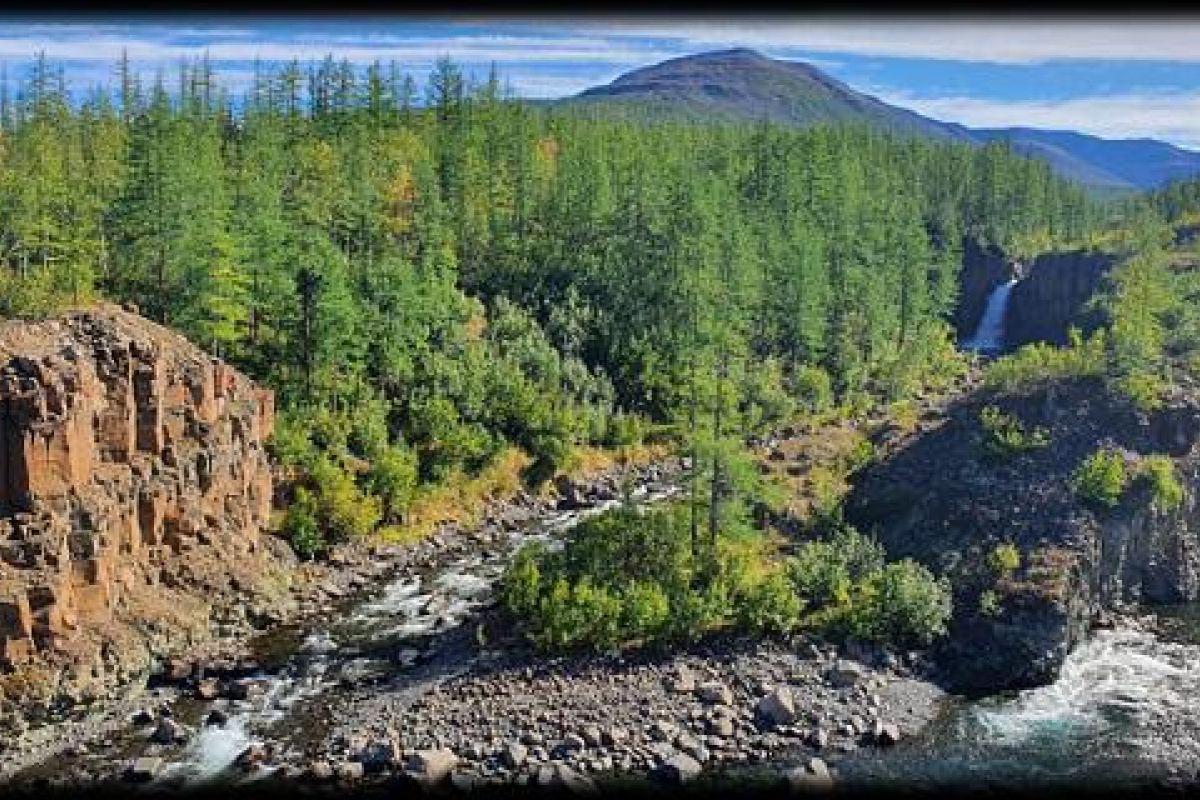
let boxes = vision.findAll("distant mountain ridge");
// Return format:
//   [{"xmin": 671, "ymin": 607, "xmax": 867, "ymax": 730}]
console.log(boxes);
[{"xmin": 554, "ymin": 49, "xmax": 1200, "ymax": 191}]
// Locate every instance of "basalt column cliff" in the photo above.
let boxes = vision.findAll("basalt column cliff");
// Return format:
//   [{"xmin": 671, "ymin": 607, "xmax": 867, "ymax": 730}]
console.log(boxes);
[{"xmin": 0, "ymin": 306, "xmax": 293, "ymax": 723}]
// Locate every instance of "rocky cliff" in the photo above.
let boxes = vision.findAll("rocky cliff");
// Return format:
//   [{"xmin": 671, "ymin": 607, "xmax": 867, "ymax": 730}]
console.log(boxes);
[
  {"xmin": 1006, "ymin": 250, "xmax": 1116, "ymax": 347},
  {"xmin": 0, "ymin": 306, "xmax": 295, "ymax": 725},
  {"xmin": 845, "ymin": 378, "xmax": 1200, "ymax": 692}
]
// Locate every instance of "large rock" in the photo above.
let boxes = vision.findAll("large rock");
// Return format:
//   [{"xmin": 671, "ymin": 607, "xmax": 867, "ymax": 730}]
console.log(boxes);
[
  {"xmin": 787, "ymin": 757, "xmax": 834, "ymax": 792},
  {"xmin": 404, "ymin": 748, "xmax": 459, "ymax": 787},
  {"xmin": 0, "ymin": 306, "xmax": 283, "ymax": 720},
  {"xmin": 126, "ymin": 756, "xmax": 163, "ymax": 783},
  {"xmin": 756, "ymin": 686, "xmax": 798, "ymax": 726},
  {"xmin": 657, "ymin": 752, "xmax": 703, "ymax": 784}
]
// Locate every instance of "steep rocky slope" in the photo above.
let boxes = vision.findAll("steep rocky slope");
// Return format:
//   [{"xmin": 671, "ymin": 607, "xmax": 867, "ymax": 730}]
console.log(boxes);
[
  {"xmin": 845, "ymin": 377, "xmax": 1200, "ymax": 692},
  {"xmin": 1006, "ymin": 249, "xmax": 1116, "ymax": 347},
  {"xmin": 0, "ymin": 305, "xmax": 296, "ymax": 728}
]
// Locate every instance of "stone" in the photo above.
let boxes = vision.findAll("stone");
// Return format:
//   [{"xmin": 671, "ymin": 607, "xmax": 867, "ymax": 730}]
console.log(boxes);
[
  {"xmin": 127, "ymin": 756, "xmax": 162, "ymax": 783},
  {"xmin": 756, "ymin": 687, "xmax": 798, "ymax": 726},
  {"xmin": 787, "ymin": 757, "xmax": 834, "ymax": 792},
  {"xmin": 235, "ymin": 743, "xmax": 269, "ymax": 771},
  {"xmin": 204, "ymin": 709, "xmax": 229, "ymax": 727},
  {"xmin": 696, "ymin": 681, "xmax": 734, "ymax": 705},
  {"xmin": 666, "ymin": 665, "xmax": 697, "ymax": 693},
  {"xmin": 334, "ymin": 761, "xmax": 365, "ymax": 782},
  {"xmin": 405, "ymin": 748, "xmax": 459, "ymax": 787},
  {"xmin": 601, "ymin": 726, "xmax": 628, "ymax": 746},
  {"xmin": 826, "ymin": 660, "xmax": 869, "ymax": 688},
  {"xmin": 658, "ymin": 752, "xmax": 703, "ymax": 784},
  {"xmin": 500, "ymin": 742, "xmax": 528, "ymax": 769},
  {"xmin": 195, "ymin": 678, "xmax": 220, "ymax": 701},
  {"xmin": 707, "ymin": 716, "xmax": 735, "ymax": 737},
  {"xmin": 306, "ymin": 761, "xmax": 334, "ymax": 782},
  {"xmin": 356, "ymin": 736, "xmax": 403, "ymax": 772},
  {"xmin": 581, "ymin": 725, "xmax": 603, "ymax": 748},
  {"xmin": 874, "ymin": 721, "xmax": 902, "ymax": 746},
  {"xmin": 650, "ymin": 719, "xmax": 679, "ymax": 741},
  {"xmin": 149, "ymin": 716, "xmax": 188, "ymax": 745}
]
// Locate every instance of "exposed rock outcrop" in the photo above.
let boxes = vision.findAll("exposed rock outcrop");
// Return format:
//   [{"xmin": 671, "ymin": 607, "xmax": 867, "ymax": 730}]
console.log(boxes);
[
  {"xmin": 1006, "ymin": 250, "xmax": 1116, "ymax": 347},
  {"xmin": 0, "ymin": 306, "xmax": 293, "ymax": 725},
  {"xmin": 844, "ymin": 378, "xmax": 1200, "ymax": 692}
]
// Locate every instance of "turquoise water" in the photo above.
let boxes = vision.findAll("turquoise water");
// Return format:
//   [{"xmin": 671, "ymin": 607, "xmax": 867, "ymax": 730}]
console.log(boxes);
[{"xmin": 840, "ymin": 609, "xmax": 1200, "ymax": 792}]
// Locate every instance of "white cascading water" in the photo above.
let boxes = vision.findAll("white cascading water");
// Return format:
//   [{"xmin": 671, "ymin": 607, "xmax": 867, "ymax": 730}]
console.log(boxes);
[
  {"xmin": 157, "ymin": 484, "xmax": 681, "ymax": 786},
  {"xmin": 970, "ymin": 626, "xmax": 1200, "ymax": 748},
  {"xmin": 963, "ymin": 278, "xmax": 1018, "ymax": 354}
]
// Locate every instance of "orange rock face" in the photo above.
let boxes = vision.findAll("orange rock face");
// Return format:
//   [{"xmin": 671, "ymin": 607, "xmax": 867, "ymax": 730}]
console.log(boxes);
[{"xmin": 0, "ymin": 306, "xmax": 286, "ymax": 707}]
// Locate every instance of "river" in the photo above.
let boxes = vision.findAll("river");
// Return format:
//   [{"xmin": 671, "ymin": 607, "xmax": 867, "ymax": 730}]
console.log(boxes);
[
  {"xmin": 12, "ymin": 468, "xmax": 1200, "ymax": 793},
  {"xmin": 839, "ymin": 607, "xmax": 1200, "ymax": 793}
]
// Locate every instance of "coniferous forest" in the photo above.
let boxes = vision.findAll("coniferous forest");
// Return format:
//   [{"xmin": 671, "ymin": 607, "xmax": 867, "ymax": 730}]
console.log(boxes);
[
  {"xmin": 0, "ymin": 54, "xmax": 1115, "ymax": 647},
  {"xmin": 9, "ymin": 25, "xmax": 1200, "ymax": 790}
]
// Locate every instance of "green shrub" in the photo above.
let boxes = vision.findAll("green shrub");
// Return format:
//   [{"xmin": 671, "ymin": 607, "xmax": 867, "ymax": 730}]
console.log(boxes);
[
  {"xmin": 978, "ymin": 589, "xmax": 1002, "ymax": 617},
  {"xmin": 619, "ymin": 582, "xmax": 671, "ymax": 640},
  {"xmin": 985, "ymin": 328, "xmax": 1107, "ymax": 392},
  {"xmin": 978, "ymin": 405, "xmax": 1050, "ymax": 458},
  {"xmin": 1139, "ymin": 454, "xmax": 1185, "ymax": 513},
  {"xmin": 308, "ymin": 457, "xmax": 383, "ymax": 540},
  {"xmin": 603, "ymin": 411, "xmax": 646, "ymax": 447},
  {"xmin": 502, "ymin": 543, "xmax": 544, "ymax": 617},
  {"xmin": 284, "ymin": 487, "xmax": 324, "ymax": 559},
  {"xmin": 787, "ymin": 539, "xmax": 851, "ymax": 608},
  {"xmin": 791, "ymin": 364, "xmax": 834, "ymax": 415},
  {"xmin": 1114, "ymin": 371, "xmax": 1166, "ymax": 413},
  {"xmin": 987, "ymin": 543, "xmax": 1022, "ymax": 576},
  {"xmin": 736, "ymin": 570, "xmax": 804, "ymax": 634},
  {"xmin": 367, "ymin": 445, "xmax": 420, "ymax": 522},
  {"xmin": 1073, "ymin": 448, "xmax": 1129, "ymax": 509},
  {"xmin": 864, "ymin": 560, "xmax": 953, "ymax": 646}
]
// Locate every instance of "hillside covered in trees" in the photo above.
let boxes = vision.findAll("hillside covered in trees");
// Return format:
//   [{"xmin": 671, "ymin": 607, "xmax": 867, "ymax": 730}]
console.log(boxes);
[{"xmin": 0, "ymin": 55, "xmax": 1106, "ymax": 562}]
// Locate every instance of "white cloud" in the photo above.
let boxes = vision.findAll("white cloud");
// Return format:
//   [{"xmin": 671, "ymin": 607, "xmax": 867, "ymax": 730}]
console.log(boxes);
[
  {"xmin": 569, "ymin": 18, "xmax": 1200, "ymax": 65},
  {"xmin": 869, "ymin": 86, "xmax": 1200, "ymax": 150},
  {"xmin": 0, "ymin": 31, "xmax": 671, "ymax": 67}
]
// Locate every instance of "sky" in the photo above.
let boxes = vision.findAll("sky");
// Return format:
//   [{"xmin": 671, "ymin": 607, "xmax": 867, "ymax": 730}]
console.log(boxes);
[{"xmin": 3, "ymin": 16, "xmax": 1200, "ymax": 150}]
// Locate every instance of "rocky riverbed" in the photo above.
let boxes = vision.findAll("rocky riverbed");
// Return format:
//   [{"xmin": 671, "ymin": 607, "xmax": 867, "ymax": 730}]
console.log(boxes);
[{"xmin": 3, "ymin": 456, "xmax": 947, "ymax": 794}]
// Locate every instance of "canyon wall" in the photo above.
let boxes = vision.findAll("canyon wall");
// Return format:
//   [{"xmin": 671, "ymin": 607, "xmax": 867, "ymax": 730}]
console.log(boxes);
[
  {"xmin": 845, "ymin": 379, "xmax": 1200, "ymax": 692},
  {"xmin": 0, "ymin": 306, "xmax": 294, "ymax": 722},
  {"xmin": 1006, "ymin": 250, "xmax": 1116, "ymax": 347}
]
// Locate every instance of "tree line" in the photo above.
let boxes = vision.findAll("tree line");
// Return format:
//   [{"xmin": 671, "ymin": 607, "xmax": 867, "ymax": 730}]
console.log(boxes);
[{"xmin": 0, "ymin": 54, "xmax": 1105, "ymax": 553}]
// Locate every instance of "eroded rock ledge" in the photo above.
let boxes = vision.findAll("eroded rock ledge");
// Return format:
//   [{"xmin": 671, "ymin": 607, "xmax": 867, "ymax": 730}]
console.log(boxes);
[
  {"xmin": 845, "ymin": 377, "xmax": 1200, "ymax": 692},
  {"xmin": 0, "ymin": 305, "xmax": 293, "ymax": 725}
]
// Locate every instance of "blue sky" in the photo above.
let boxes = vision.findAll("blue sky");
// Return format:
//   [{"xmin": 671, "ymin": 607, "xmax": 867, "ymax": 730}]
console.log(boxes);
[{"xmin": 3, "ymin": 16, "xmax": 1200, "ymax": 149}]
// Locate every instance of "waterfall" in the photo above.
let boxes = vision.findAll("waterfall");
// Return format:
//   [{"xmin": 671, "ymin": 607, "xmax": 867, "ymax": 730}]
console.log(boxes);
[{"xmin": 963, "ymin": 279, "xmax": 1018, "ymax": 354}]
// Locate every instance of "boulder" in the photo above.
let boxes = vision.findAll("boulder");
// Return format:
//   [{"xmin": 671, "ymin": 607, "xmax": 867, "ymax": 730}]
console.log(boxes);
[
  {"xmin": 235, "ymin": 743, "xmax": 269, "ymax": 771},
  {"xmin": 404, "ymin": 748, "xmax": 459, "ymax": 787},
  {"xmin": 500, "ymin": 742, "xmax": 528, "ymax": 769},
  {"xmin": 826, "ymin": 660, "xmax": 869, "ymax": 689},
  {"xmin": 696, "ymin": 681, "xmax": 734, "ymax": 705},
  {"xmin": 874, "ymin": 721, "xmax": 902, "ymax": 746},
  {"xmin": 126, "ymin": 756, "xmax": 163, "ymax": 783},
  {"xmin": 756, "ymin": 687, "xmax": 798, "ymax": 726},
  {"xmin": 787, "ymin": 757, "xmax": 834, "ymax": 792},
  {"xmin": 149, "ymin": 717, "xmax": 188, "ymax": 745},
  {"xmin": 658, "ymin": 752, "xmax": 703, "ymax": 784}
]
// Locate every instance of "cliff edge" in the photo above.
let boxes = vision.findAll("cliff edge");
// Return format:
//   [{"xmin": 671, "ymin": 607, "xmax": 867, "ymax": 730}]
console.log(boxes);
[{"xmin": 0, "ymin": 305, "xmax": 295, "ymax": 726}]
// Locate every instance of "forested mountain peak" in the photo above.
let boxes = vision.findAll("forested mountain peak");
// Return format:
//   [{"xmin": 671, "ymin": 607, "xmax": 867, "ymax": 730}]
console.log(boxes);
[
  {"xmin": 565, "ymin": 48, "xmax": 966, "ymax": 141},
  {"xmin": 562, "ymin": 49, "xmax": 1200, "ymax": 190}
]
